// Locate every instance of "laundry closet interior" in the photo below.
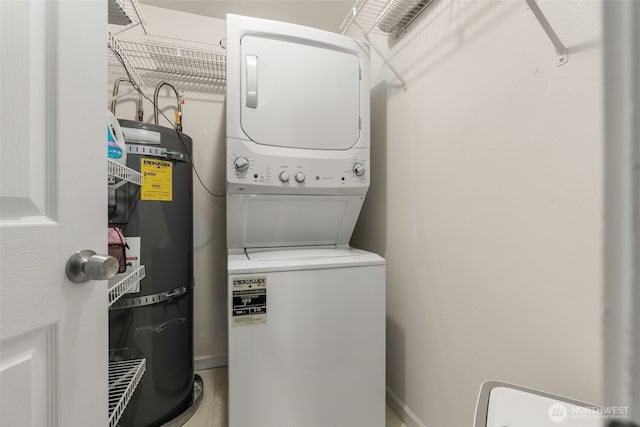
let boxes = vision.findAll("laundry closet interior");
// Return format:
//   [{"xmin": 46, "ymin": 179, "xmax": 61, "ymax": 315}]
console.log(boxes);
[{"xmin": 2, "ymin": 0, "xmax": 607, "ymax": 427}]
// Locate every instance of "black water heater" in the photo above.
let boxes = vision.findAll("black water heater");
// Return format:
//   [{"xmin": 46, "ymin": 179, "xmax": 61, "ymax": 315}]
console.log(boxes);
[{"xmin": 109, "ymin": 120, "xmax": 195, "ymax": 427}]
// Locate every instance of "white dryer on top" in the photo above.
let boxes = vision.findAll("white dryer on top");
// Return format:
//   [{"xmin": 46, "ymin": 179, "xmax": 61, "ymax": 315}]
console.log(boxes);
[{"xmin": 225, "ymin": 14, "xmax": 371, "ymax": 250}]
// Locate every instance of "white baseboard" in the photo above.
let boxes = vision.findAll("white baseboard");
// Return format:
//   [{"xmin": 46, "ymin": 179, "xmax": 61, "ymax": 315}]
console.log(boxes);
[
  {"xmin": 194, "ymin": 354, "xmax": 228, "ymax": 371},
  {"xmin": 386, "ymin": 387, "xmax": 427, "ymax": 427}
]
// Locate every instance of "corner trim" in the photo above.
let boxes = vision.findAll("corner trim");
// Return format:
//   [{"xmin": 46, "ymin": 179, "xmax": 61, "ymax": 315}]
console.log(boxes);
[
  {"xmin": 386, "ymin": 387, "xmax": 426, "ymax": 427},
  {"xmin": 194, "ymin": 354, "xmax": 228, "ymax": 371}
]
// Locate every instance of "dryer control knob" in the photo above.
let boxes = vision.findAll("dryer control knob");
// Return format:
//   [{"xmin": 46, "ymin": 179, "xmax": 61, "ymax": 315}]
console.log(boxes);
[
  {"xmin": 294, "ymin": 171, "xmax": 306, "ymax": 183},
  {"xmin": 279, "ymin": 171, "xmax": 290, "ymax": 183},
  {"xmin": 353, "ymin": 163, "xmax": 365, "ymax": 176},
  {"xmin": 234, "ymin": 157, "xmax": 250, "ymax": 172}
]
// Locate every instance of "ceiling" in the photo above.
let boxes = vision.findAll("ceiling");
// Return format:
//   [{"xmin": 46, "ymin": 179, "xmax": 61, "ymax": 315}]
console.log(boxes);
[{"xmin": 138, "ymin": 0, "xmax": 354, "ymax": 33}]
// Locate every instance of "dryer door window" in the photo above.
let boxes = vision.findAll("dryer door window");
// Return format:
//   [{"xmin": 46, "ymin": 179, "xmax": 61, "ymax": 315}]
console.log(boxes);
[{"xmin": 240, "ymin": 35, "xmax": 361, "ymax": 151}]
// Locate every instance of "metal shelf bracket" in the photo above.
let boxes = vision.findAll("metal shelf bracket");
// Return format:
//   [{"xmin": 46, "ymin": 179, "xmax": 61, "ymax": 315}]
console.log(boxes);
[
  {"xmin": 109, "ymin": 0, "xmax": 149, "ymax": 35},
  {"xmin": 524, "ymin": 0, "xmax": 569, "ymax": 66},
  {"xmin": 353, "ymin": 23, "xmax": 408, "ymax": 92},
  {"xmin": 341, "ymin": 0, "xmax": 571, "ymax": 93}
]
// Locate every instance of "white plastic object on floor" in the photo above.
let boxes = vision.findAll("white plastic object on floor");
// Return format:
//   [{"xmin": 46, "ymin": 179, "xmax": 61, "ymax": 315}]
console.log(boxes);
[{"xmin": 474, "ymin": 381, "xmax": 603, "ymax": 427}]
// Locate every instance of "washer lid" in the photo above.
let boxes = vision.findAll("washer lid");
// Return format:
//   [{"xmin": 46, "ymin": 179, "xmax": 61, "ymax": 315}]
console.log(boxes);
[
  {"xmin": 229, "ymin": 247, "xmax": 385, "ymax": 274},
  {"xmin": 247, "ymin": 248, "xmax": 360, "ymax": 261}
]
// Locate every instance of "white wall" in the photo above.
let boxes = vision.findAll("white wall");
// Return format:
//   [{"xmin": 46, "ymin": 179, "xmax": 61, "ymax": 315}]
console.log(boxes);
[
  {"xmin": 139, "ymin": 0, "xmax": 353, "ymax": 33},
  {"xmin": 110, "ymin": 6, "xmax": 229, "ymax": 369},
  {"xmin": 350, "ymin": 0, "xmax": 603, "ymax": 425}
]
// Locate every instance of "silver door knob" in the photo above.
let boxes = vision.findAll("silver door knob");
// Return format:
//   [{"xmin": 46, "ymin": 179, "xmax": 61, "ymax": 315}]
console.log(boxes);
[{"xmin": 66, "ymin": 250, "xmax": 119, "ymax": 284}]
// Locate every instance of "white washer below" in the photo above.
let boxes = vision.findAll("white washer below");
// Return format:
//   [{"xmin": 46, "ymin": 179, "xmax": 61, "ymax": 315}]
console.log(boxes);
[{"xmin": 227, "ymin": 247, "xmax": 386, "ymax": 427}]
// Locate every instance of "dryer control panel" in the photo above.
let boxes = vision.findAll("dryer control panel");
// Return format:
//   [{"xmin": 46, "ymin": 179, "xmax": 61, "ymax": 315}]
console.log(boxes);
[{"xmin": 226, "ymin": 145, "xmax": 369, "ymax": 196}]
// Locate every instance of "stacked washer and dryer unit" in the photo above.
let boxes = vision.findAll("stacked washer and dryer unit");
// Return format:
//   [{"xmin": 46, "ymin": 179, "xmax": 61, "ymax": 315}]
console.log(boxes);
[{"xmin": 226, "ymin": 15, "xmax": 386, "ymax": 427}]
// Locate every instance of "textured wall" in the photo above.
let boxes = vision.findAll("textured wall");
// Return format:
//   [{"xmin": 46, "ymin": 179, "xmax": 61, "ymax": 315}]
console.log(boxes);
[{"xmin": 351, "ymin": 1, "xmax": 604, "ymax": 425}]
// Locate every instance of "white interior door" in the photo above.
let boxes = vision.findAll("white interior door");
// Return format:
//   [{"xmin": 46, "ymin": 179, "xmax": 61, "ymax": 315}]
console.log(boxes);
[{"xmin": 0, "ymin": 1, "xmax": 107, "ymax": 426}]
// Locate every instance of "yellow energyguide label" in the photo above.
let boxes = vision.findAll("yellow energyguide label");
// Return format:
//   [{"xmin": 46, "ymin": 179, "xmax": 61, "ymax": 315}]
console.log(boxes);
[{"xmin": 140, "ymin": 158, "xmax": 173, "ymax": 201}]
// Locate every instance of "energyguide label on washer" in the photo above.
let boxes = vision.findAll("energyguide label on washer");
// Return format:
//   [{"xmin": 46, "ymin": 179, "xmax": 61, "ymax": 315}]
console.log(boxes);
[
  {"xmin": 141, "ymin": 158, "xmax": 172, "ymax": 201},
  {"xmin": 232, "ymin": 275, "xmax": 267, "ymax": 327}
]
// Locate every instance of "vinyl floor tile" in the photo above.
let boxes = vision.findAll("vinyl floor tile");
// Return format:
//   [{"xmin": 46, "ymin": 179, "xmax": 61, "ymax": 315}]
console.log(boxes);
[{"xmin": 185, "ymin": 368, "xmax": 406, "ymax": 427}]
